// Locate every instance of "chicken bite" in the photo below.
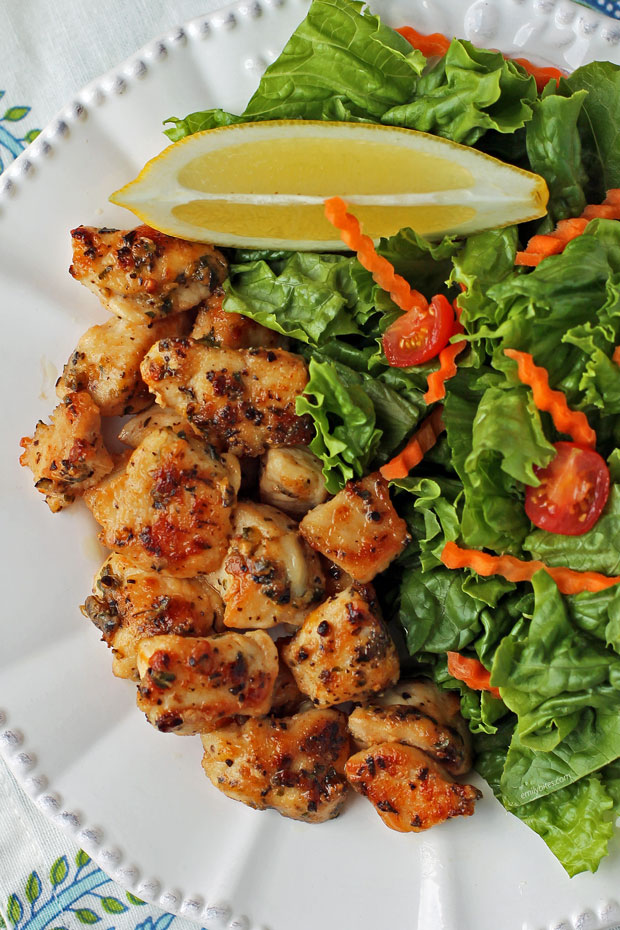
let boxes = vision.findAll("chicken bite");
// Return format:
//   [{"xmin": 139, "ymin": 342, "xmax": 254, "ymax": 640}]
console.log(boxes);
[
  {"xmin": 192, "ymin": 291, "xmax": 284, "ymax": 349},
  {"xmin": 208, "ymin": 501, "xmax": 325, "ymax": 629},
  {"xmin": 70, "ymin": 225, "xmax": 227, "ymax": 323},
  {"xmin": 345, "ymin": 742, "xmax": 482, "ymax": 833},
  {"xmin": 259, "ymin": 447, "xmax": 329, "ymax": 517},
  {"xmin": 83, "ymin": 427, "xmax": 240, "ymax": 576},
  {"xmin": 82, "ymin": 553, "xmax": 224, "ymax": 680},
  {"xmin": 200, "ymin": 708, "xmax": 350, "ymax": 822},
  {"xmin": 348, "ymin": 692, "xmax": 472, "ymax": 776},
  {"xmin": 300, "ymin": 472, "xmax": 409, "ymax": 583},
  {"xmin": 56, "ymin": 313, "xmax": 190, "ymax": 417},
  {"xmin": 20, "ymin": 391, "xmax": 114, "ymax": 512},
  {"xmin": 136, "ymin": 630, "xmax": 278, "ymax": 734},
  {"xmin": 281, "ymin": 584, "xmax": 399, "ymax": 706},
  {"xmin": 141, "ymin": 339, "xmax": 313, "ymax": 457}
]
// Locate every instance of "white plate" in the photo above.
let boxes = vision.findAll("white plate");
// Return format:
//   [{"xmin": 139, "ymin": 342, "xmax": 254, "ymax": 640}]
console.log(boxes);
[{"xmin": 2, "ymin": 1, "xmax": 620, "ymax": 929}]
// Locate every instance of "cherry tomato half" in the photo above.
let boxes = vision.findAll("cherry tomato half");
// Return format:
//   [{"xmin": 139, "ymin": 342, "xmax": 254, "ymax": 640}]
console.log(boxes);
[
  {"xmin": 525, "ymin": 441, "xmax": 610, "ymax": 536},
  {"xmin": 383, "ymin": 294, "xmax": 454, "ymax": 367}
]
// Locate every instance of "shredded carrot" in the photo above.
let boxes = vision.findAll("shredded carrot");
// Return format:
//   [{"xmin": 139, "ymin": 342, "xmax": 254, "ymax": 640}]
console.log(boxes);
[
  {"xmin": 504, "ymin": 348, "xmax": 596, "ymax": 447},
  {"xmin": 446, "ymin": 652, "xmax": 501, "ymax": 699},
  {"xmin": 511, "ymin": 58, "xmax": 564, "ymax": 92},
  {"xmin": 380, "ymin": 406, "xmax": 445, "ymax": 481},
  {"xmin": 516, "ymin": 192, "xmax": 620, "ymax": 267},
  {"xmin": 441, "ymin": 541, "xmax": 620, "ymax": 594},
  {"xmin": 324, "ymin": 197, "xmax": 428, "ymax": 314},
  {"xmin": 424, "ymin": 321, "xmax": 466, "ymax": 404},
  {"xmin": 614, "ymin": 346, "xmax": 620, "ymax": 367},
  {"xmin": 396, "ymin": 25, "xmax": 450, "ymax": 57},
  {"xmin": 397, "ymin": 25, "xmax": 564, "ymax": 89}
]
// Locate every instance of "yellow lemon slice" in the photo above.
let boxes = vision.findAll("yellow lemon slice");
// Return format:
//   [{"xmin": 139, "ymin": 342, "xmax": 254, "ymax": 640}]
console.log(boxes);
[{"xmin": 110, "ymin": 120, "xmax": 548, "ymax": 250}]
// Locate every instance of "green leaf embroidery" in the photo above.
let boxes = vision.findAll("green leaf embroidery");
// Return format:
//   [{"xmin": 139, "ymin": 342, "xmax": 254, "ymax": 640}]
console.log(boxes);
[
  {"xmin": 100, "ymin": 897, "xmax": 127, "ymax": 915},
  {"xmin": 75, "ymin": 850, "xmax": 90, "ymax": 868},
  {"xmin": 24, "ymin": 129, "xmax": 40, "ymax": 144},
  {"xmin": 125, "ymin": 892, "xmax": 146, "ymax": 906},
  {"xmin": 3, "ymin": 106, "xmax": 30, "ymax": 122},
  {"xmin": 6, "ymin": 895, "xmax": 22, "ymax": 927},
  {"xmin": 0, "ymin": 912, "xmax": 6, "ymax": 929},
  {"xmin": 73, "ymin": 910, "xmax": 100, "ymax": 925},
  {"xmin": 25, "ymin": 872, "xmax": 41, "ymax": 905},
  {"xmin": 49, "ymin": 857, "xmax": 68, "ymax": 887}
]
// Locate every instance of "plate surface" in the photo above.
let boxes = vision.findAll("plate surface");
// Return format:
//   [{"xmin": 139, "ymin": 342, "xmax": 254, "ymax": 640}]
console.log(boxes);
[{"xmin": 2, "ymin": 1, "xmax": 620, "ymax": 929}]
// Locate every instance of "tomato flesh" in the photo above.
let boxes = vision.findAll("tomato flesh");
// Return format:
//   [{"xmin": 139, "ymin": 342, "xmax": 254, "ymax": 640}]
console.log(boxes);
[
  {"xmin": 383, "ymin": 294, "xmax": 454, "ymax": 367},
  {"xmin": 525, "ymin": 441, "xmax": 610, "ymax": 536}
]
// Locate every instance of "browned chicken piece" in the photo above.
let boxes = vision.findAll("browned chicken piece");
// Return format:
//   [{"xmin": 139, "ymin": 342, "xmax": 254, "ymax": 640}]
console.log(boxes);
[
  {"xmin": 118, "ymin": 404, "xmax": 223, "ymax": 453},
  {"xmin": 56, "ymin": 313, "xmax": 191, "ymax": 417},
  {"xmin": 208, "ymin": 501, "xmax": 325, "ymax": 629},
  {"xmin": 200, "ymin": 708, "xmax": 350, "ymax": 822},
  {"xmin": 136, "ymin": 630, "xmax": 278, "ymax": 734},
  {"xmin": 20, "ymin": 392, "xmax": 114, "ymax": 512},
  {"xmin": 259, "ymin": 447, "xmax": 329, "ymax": 517},
  {"xmin": 83, "ymin": 427, "xmax": 241, "ymax": 576},
  {"xmin": 281, "ymin": 584, "xmax": 399, "ymax": 707},
  {"xmin": 70, "ymin": 225, "xmax": 227, "ymax": 323},
  {"xmin": 269, "ymin": 662, "xmax": 305, "ymax": 716},
  {"xmin": 299, "ymin": 472, "xmax": 410, "ymax": 584},
  {"xmin": 345, "ymin": 742, "xmax": 482, "ymax": 833},
  {"xmin": 82, "ymin": 553, "xmax": 224, "ymax": 680},
  {"xmin": 141, "ymin": 339, "xmax": 313, "ymax": 457},
  {"xmin": 375, "ymin": 678, "xmax": 473, "ymax": 774},
  {"xmin": 192, "ymin": 291, "xmax": 284, "ymax": 348},
  {"xmin": 348, "ymin": 700, "xmax": 472, "ymax": 776}
]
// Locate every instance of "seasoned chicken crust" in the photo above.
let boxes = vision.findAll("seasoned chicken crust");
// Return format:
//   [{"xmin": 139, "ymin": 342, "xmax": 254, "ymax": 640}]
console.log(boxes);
[
  {"xmin": 84, "ymin": 426, "xmax": 240, "ymax": 576},
  {"xmin": 300, "ymin": 472, "xmax": 410, "ymax": 583},
  {"xmin": 346, "ymin": 742, "xmax": 481, "ymax": 833},
  {"xmin": 192, "ymin": 291, "xmax": 284, "ymax": 349},
  {"xmin": 208, "ymin": 501, "xmax": 325, "ymax": 629},
  {"xmin": 56, "ymin": 313, "xmax": 191, "ymax": 416},
  {"xmin": 20, "ymin": 391, "xmax": 113, "ymax": 512},
  {"xmin": 282, "ymin": 584, "xmax": 399, "ymax": 706},
  {"xmin": 70, "ymin": 225, "xmax": 227, "ymax": 322},
  {"xmin": 141, "ymin": 339, "xmax": 313, "ymax": 456},
  {"xmin": 201, "ymin": 708, "xmax": 350, "ymax": 822},
  {"xmin": 82, "ymin": 553, "xmax": 223, "ymax": 680},
  {"xmin": 136, "ymin": 630, "xmax": 278, "ymax": 734}
]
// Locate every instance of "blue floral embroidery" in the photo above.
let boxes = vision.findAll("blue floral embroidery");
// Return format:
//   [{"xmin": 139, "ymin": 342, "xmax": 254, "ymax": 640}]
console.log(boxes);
[
  {"xmin": 0, "ymin": 92, "xmax": 40, "ymax": 172},
  {"xmin": 2, "ymin": 851, "xmax": 185, "ymax": 930}
]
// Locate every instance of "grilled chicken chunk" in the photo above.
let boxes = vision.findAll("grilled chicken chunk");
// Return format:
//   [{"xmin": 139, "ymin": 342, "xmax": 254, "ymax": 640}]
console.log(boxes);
[
  {"xmin": 70, "ymin": 225, "xmax": 227, "ymax": 323},
  {"xmin": 56, "ymin": 313, "xmax": 190, "ymax": 417},
  {"xmin": 208, "ymin": 501, "xmax": 325, "ymax": 629},
  {"xmin": 136, "ymin": 630, "xmax": 278, "ymax": 734},
  {"xmin": 281, "ymin": 584, "xmax": 399, "ymax": 706},
  {"xmin": 82, "ymin": 553, "xmax": 223, "ymax": 680},
  {"xmin": 259, "ymin": 447, "xmax": 329, "ymax": 517},
  {"xmin": 192, "ymin": 291, "xmax": 284, "ymax": 348},
  {"xmin": 141, "ymin": 339, "xmax": 312, "ymax": 457},
  {"xmin": 375, "ymin": 679, "xmax": 472, "ymax": 774},
  {"xmin": 200, "ymin": 708, "xmax": 350, "ymax": 822},
  {"xmin": 118, "ymin": 405, "xmax": 194, "ymax": 448},
  {"xmin": 300, "ymin": 472, "xmax": 409, "ymax": 583},
  {"xmin": 83, "ymin": 427, "xmax": 240, "ymax": 576},
  {"xmin": 348, "ymin": 699, "xmax": 471, "ymax": 776},
  {"xmin": 346, "ymin": 742, "xmax": 481, "ymax": 833},
  {"xmin": 20, "ymin": 392, "xmax": 113, "ymax": 512}
]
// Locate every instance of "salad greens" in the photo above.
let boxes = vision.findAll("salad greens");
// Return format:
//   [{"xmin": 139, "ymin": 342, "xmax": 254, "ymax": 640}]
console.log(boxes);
[{"xmin": 166, "ymin": 0, "xmax": 620, "ymax": 875}]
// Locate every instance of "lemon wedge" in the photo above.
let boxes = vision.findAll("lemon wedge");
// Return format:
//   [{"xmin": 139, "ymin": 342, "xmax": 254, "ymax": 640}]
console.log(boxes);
[{"xmin": 110, "ymin": 120, "xmax": 548, "ymax": 250}]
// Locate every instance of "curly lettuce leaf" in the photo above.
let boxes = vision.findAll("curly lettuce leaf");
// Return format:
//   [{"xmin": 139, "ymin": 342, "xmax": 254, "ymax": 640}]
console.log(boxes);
[
  {"xmin": 565, "ymin": 61, "xmax": 620, "ymax": 200},
  {"xmin": 525, "ymin": 86, "xmax": 588, "ymax": 222},
  {"xmin": 382, "ymin": 39, "xmax": 536, "ymax": 145},
  {"xmin": 224, "ymin": 252, "xmax": 371, "ymax": 345},
  {"xmin": 164, "ymin": 0, "xmax": 425, "ymax": 139}
]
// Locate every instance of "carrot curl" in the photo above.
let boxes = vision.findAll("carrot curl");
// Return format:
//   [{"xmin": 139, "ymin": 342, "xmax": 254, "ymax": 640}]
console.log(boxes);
[
  {"xmin": 380, "ymin": 406, "xmax": 445, "ymax": 480},
  {"xmin": 504, "ymin": 349, "xmax": 596, "ymax": 448}
]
